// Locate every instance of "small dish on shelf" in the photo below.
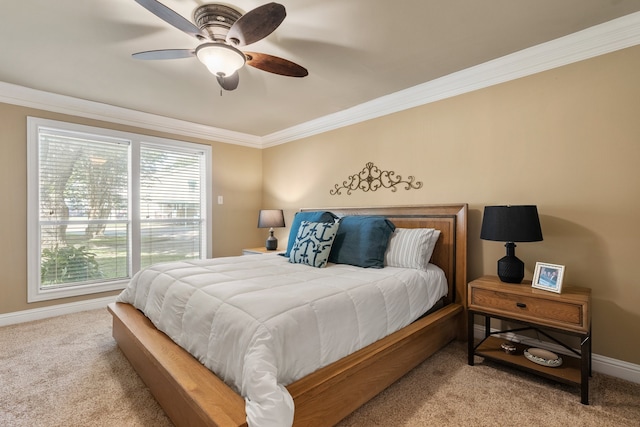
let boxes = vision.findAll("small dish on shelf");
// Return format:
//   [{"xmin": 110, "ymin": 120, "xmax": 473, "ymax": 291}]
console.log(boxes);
[
  {"xmin": 524, "ymin": 347, "xmax": 563, "ymax": 368},
  {"xmin": 500, "ymin": 341, "xmax": 518, "ymax": 355}
]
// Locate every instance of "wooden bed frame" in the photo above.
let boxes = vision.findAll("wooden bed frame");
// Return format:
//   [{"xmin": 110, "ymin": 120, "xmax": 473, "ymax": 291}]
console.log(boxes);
[{"xmin": 108, "ymin": 204, "xmax": 468, "ymax": 427}]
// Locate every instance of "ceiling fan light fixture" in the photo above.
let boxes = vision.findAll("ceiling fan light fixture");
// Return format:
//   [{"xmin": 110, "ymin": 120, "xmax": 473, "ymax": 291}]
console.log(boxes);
[{"xmin": 195, "ymin": 43, "xmax": 246, "ymax": 77}]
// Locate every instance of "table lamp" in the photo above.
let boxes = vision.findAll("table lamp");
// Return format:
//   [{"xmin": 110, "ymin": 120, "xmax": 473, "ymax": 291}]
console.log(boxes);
[
  {"xmin": 257, "ymin": 209, "xmax": 285, "ymax": 250},
  {"xmin": 480, "ymin": 205, "xmax": 543, "ymax": 283}
]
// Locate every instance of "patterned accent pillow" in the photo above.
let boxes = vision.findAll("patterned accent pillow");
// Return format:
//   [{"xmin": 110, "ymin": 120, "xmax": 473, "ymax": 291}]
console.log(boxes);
[
  {"xmin": 284, "ymin": 211, "xmax": 338, "ymax": 257},
  {"xmin": 385, "ymin": 228, "xmax": 437, "ymax": 270},
  {"xmin": 289, "ymin": 221, "xmax": 340, "ymax": 268}
]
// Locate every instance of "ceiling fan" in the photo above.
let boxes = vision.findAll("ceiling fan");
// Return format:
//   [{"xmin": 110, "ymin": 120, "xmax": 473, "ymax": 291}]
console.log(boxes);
[{"xmin": 132, "ymin": 0, "xmax": 308, "ymax": 91}]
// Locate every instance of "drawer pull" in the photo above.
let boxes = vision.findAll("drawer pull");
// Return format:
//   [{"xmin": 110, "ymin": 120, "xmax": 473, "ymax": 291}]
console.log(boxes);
[{"xmin": 516, "ymin": 302, "xmax": 527, "ymax": 308}]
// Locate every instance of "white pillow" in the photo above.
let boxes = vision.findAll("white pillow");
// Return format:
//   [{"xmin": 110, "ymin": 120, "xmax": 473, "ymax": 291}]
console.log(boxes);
[{"xmin": 385, "ymin": 228, "xmax": 436, "ymax": 270}]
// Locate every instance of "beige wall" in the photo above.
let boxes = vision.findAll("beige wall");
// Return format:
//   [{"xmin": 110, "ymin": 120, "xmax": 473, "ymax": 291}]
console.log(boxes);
[
  {"xmin": 0, "ymin": 104, "xmax": 263, "ymax": 314},
  {"xmin": 263, "ymin": 46, "xmax": 640, "ymax": 365}
]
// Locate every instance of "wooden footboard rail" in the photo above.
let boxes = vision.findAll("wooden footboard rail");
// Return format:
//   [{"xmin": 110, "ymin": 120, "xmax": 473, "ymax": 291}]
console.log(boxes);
[
  {"xmin": 109, "ymin": 301, "xmax": 462, "ymax": 427},
  {"xmin": 108, "ymin": 302, "xmax": 248, "ymax": 427},
  {"xmin": 288, "ymin": 303, "xmax": 463, "ymax": 426}
]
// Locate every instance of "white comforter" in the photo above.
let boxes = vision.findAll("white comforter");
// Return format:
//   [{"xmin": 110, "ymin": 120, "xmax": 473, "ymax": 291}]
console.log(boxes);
[{"xmin": 116, "ymin": 254, "xmax": 447, "ymax": 427}]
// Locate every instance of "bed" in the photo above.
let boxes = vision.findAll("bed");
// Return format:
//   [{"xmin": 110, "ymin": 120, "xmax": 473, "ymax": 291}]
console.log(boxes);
[{"xmin": 108, "ymin": 204, "xmax": 468, "ymax": 427}]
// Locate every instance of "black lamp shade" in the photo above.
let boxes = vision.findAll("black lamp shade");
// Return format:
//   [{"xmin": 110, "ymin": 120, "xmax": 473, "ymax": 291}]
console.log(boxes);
[
  {"xmin": 480, "ymin": 205, "xmax": 543, "ymax": 284},
  {"xmin": 480, "ymin": 205, "xmax": 543, "ymax": 242},
  {"xmin": 258, "ymin": 209, "xmax": 285, "ymax": 250}
]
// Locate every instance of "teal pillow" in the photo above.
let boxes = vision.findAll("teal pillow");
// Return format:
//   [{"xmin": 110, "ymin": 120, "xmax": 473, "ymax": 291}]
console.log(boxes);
[
  {"xmin": 284, "ymin": 211, "xmax": 338, "ymax": 257},
  {"xmin": 289, "ymin": 221, "xmax": 340, "ymax": 268},
  {"xmin": 328, "ymin": 216, "xmax": 396, "ymax": 268}
]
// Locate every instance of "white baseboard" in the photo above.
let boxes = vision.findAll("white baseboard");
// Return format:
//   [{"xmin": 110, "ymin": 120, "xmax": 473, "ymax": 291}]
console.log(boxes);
[
  {"xmin": 474, "ymin": 325, "xmax": 640, "ymax": 385},
  {"xmin": 0, "ymin": 296, "xmax": 117, "ymax": 327}
]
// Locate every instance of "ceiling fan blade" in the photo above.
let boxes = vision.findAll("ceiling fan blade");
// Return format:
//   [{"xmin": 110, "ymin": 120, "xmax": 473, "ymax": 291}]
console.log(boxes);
[
  {"xmin": 226, "ymin": 2, "xmax": 286, "ymax": 47},
  {"xmin": 132, "ymin": 49, "xmax": 195, "ymax": 60},
  {"xmin": 134, "ymin": 0, "xmax": 207, "ymax": 40},
  {"xmin": 217, "ymin": 72, "xmax": 240, "ymax": 91},
  {"xmin": 245, "ymin": 52, "xmax": 308, "ymax": 77}
]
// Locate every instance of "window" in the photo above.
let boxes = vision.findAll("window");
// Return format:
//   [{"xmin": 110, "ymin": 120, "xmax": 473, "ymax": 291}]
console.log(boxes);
[{"xmin": 27, "ymin": 117, "xmax": 212, "ymax": 302}]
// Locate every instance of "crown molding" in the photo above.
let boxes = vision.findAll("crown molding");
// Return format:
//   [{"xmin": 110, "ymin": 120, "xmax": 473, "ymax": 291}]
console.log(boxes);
[
  {"xmin": 262, "ymin": 11, "xmax": 640, "ymax": 147},
  {"xmin": 0, "ymin": 82, "xmax": 262, "ymax": 148},
  {"xmin": 1, "ymin": 12, "xmax": 639, "ymax": 149}
]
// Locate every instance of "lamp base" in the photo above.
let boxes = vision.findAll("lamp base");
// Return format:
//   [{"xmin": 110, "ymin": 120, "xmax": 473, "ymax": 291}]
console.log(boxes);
[
  {"xmin": 497, "ymin": 242, "xmax": 524, "ymax": 284},
  {"xmin": 265, "ymin": 229, "xmax": 278, "ymax": 251}
]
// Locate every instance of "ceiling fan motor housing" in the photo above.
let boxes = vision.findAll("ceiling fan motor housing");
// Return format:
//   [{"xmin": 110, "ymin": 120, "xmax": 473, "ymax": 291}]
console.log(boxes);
[{"xmin": 194, "ymin": 4, "xmax": 242, "ymax": 43}]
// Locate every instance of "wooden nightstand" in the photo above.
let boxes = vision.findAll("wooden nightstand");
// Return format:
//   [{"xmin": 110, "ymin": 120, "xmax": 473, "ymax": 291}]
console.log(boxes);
[
  {"xmin": 242, "ymin": 247, "xmax": 285, "ymax": 255},
  {"xmin": 467, "ymin": 275, "xmax": 592, "ymax": 404}
]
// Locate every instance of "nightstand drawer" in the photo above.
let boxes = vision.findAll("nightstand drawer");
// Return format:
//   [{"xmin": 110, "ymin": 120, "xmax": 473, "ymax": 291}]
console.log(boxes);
[{"xmin": 470, "ymin": 287, "xmax": 586, "ymax": 331}]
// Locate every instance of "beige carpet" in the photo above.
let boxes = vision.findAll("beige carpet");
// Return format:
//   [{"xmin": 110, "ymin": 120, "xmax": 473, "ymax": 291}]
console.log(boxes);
[{"xmin": 1, "ymin": 308, "xmax": 639, "ymax": 427}]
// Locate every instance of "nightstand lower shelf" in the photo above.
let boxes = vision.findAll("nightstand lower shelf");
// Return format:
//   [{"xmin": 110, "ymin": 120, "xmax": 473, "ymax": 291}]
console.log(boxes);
[
  {"xmin": 468, "ymin": 311, "xmax": 591, "ymax": 404},
  {"xmin": 474, "ymin": 336, "xmax": 582, "ymax": 386}
]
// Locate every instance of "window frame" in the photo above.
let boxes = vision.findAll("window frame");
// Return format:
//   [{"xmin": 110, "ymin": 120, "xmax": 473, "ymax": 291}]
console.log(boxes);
[{"xmin": 27, "ymin": 117, "xmax": 212, "ymax": 302}]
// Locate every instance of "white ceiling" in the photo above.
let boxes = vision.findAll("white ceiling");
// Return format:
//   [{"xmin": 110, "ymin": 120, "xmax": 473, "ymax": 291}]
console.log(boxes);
[{"xmin": 1, "ymin": 0, "xmax": 640, "ymax": 140}]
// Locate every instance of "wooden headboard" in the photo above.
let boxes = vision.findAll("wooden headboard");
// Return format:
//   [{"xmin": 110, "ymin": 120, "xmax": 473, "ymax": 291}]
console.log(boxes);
[{"xmin": 300, "ymin": 204, "xmax": 468, "ymax": 307}]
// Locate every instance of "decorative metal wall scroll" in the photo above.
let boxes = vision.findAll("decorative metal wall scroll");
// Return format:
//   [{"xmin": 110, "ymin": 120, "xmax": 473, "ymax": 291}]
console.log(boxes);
[{"xmin": 330, "ymin": 162, "xmax": 423, "ymax": 195}]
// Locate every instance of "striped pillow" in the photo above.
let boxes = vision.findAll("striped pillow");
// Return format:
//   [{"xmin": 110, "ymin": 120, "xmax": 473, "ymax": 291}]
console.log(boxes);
[{"xmin": 384, "ymin": 228, "xmax": 436, "ymax": 270}]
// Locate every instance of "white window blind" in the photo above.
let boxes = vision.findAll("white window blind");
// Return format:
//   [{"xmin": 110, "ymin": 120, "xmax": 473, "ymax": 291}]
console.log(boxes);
[
  {"xmin": 140, "ymin": 145, "xmax": 204, "ymax": 268},
  {"xmin": 27, "ymin": 117, "xmax": 212, "ymax": 302},
  {"xmin": 38, "ymin": 129, "xmax": 130, "ymax": 288}
]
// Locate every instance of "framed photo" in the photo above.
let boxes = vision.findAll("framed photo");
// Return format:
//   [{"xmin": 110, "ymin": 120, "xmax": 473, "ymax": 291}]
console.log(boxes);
[{"xmin": 532, "ymin": 262, "xmax": 565, "ymax": 293}]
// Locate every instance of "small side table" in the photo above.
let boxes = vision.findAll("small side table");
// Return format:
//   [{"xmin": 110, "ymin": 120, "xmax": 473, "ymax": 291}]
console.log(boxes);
[
  {"xmin": 242, "ymin": 247, "xmax": 285, "ymax": 255},
  {"xmin": 467, "ymin": 275, "xmax": 592, "ymax": 404}
]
